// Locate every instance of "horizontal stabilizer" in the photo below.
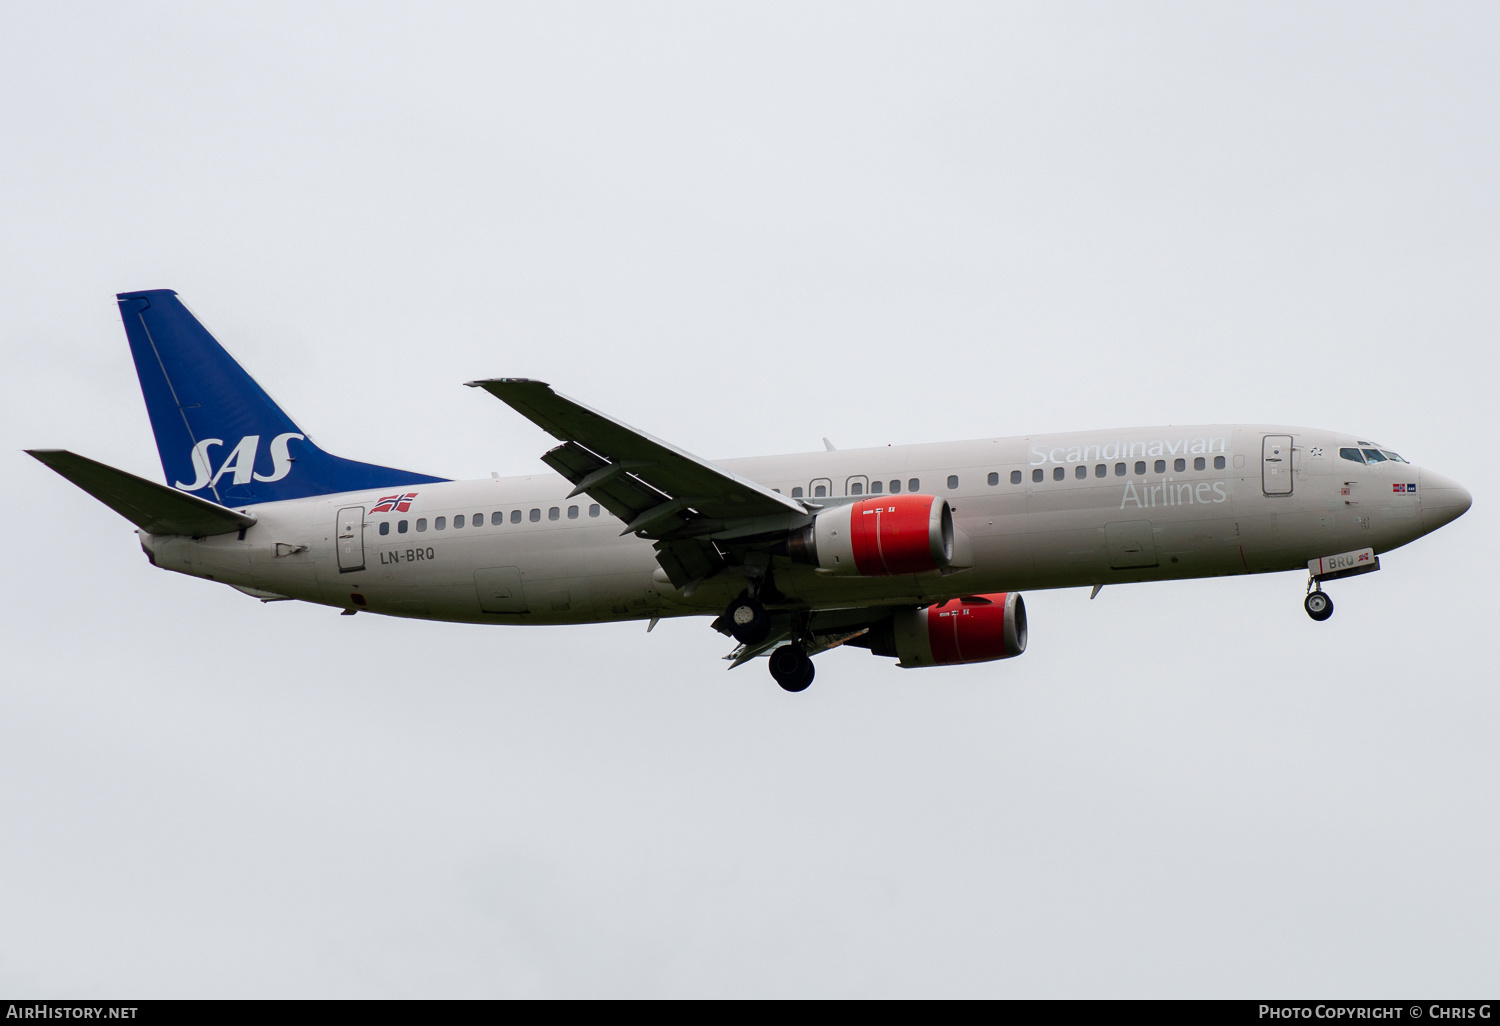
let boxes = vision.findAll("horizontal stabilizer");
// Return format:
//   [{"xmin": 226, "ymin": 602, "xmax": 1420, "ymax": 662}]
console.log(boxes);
[{"xmin": 27, "ymin": 449, "xmax": 257, "ymax": 536}]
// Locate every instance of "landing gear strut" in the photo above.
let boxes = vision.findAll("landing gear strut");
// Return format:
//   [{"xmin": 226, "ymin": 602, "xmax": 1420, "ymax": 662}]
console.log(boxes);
[
  {"xmin": 768, "ymin": 644, "xmax": 815, "ymax": 693},
  {"xmin": 1304, "ymin": 585, "xmax": 1334, "ymax": 622}
]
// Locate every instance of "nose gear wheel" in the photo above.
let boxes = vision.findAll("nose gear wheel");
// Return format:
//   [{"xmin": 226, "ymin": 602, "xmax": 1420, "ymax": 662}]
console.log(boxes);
[{"xmin": 1304, "ymin": 590, "xmax": 1333, "ymax": 621}]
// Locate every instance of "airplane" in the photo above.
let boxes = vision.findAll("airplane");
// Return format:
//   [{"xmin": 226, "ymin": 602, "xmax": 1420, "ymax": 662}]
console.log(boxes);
[{"xmin": 27, "ymin": 289, "xmax": 1473, "ymax": 692}]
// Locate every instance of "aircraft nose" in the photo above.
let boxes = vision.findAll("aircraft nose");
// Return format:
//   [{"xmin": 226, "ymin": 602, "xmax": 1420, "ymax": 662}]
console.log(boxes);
[{"xmin": 1420, "ymin": 469, "xmax": 1473, "ymax": 533}]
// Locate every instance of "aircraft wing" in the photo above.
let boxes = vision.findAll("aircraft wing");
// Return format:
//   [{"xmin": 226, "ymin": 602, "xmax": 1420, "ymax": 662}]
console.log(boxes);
[
  {"xmin": 27, "ymin": 449, "xmax": 257, "ymax": 536},
  {"xmin": 468, "ymin": 378, "xmax": 812, "ymax": 588},
  {"xmin": 467, "ymin": 378, "xmax": 810, "ymax": 585}
]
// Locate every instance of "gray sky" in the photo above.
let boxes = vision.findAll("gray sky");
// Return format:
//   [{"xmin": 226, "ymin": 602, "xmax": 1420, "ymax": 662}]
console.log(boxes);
[{"xmin": 2, "ymin": 1, "xmax": 1495, "ymax": 997}]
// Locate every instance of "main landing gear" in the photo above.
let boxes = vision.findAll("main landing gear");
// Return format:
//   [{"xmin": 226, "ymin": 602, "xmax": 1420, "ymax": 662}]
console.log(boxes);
[
  {"xmin": 723, "ymin": 594, "xmax": 770, "ymax": 645},
  {"xmin": 719, "ymin": 587, "xmax": 817, "ymax": 692},
  {"xmin": 1304, "ymin": 588, "xmax": 1334, "ymax": 622},
  {"xmin": 768, "ymin": 644, "xmax": 815, "ymax": 693}
]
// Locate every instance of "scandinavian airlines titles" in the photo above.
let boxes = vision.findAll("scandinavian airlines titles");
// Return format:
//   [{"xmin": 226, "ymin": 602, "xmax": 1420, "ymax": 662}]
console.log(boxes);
[
  {"xmin": 1029, "ymin": 436, "xmax": 1229, "ymax": 465},
  {"xmin": 1119, "ymin": 477, "xmax": 1229, "ymax": 509}
]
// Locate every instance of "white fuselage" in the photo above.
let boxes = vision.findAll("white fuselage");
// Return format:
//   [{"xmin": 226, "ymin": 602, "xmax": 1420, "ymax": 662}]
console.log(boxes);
[{"xmin": 142, "ymin": 425, "xmax": 1465, "ymax": 624}]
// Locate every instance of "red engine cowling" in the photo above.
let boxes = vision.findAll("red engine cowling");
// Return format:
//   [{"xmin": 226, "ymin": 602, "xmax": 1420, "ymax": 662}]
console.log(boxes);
[
  {"xmin": 789, "ymin": 494, "xmax": 953, "ymax": 576},
  {"xmin": 892, "ymin": 592, "xmax": 1027, "ymax": 667}
]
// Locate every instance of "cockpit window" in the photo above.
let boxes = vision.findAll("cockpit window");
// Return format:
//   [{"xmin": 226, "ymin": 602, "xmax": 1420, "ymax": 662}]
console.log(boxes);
[
  {"xmin": 1381, "ymin": 450, "xmax": 1408, "ymax": 463},
  {"xmin": 1361, "ymin": 448, "xmax": 1388, "ymax": 463},
  {"xmin": 1339, "ymin": 448, "xmax": 1365, "ymax": 463}
]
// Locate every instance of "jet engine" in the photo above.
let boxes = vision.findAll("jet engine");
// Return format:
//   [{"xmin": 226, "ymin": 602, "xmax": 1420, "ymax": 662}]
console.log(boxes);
[
  {"xmin": 848, "ymin": 593, "xmax": 1027, "ymax": 668},
  {"xmin": 788, "ymin": 494, "xmax": 953, "ymax": 576}
]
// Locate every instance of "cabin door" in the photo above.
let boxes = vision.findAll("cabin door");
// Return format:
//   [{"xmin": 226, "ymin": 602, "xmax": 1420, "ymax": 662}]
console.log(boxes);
[
  {"xmin": 336, "ymin": 506, "xmax": 366, "ymax": 572},
  {"xmin": 1262, "ymin": 435, "xmax": 1294, "ymax": 496}
]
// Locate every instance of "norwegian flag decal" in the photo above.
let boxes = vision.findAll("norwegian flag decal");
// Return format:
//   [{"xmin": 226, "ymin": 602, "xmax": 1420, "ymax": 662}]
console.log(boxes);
[{"xmin": 370, "ymin": 492, "xmax": 419, "ymax": 514}]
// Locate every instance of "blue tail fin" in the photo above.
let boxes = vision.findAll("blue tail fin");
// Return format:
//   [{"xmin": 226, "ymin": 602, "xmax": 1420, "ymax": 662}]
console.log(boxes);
[{"xmin": 118, "ymin": 289, "xmax": 447, "ymax": 506}]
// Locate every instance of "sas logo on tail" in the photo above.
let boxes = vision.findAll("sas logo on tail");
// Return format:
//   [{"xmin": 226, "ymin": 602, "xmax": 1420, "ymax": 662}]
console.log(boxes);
[
  {"xmin": 174, "ymin": 433, "xmax": 305, "ymax": 492},
  {"xmin": 370, "ymin": 493, "xmax": 419, "ymax": 514}
]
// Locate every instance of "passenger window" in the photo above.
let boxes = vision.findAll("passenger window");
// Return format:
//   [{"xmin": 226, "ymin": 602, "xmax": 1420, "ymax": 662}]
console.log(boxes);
[
  {"xmin": 890, "ymin": 480, "xmax": 901, "ymax": 494},
  {"xmin": 416, "ymin": 518, "xmax": 428, "ymax": 532},
  {"xmin": 589, "ymin": 503, "xmax": 600, "ymax": 517},
  {"xmin": 1135, "ymin": 461, "xmax": 1146, "ymax": 475},
  {"xmin": 988, "ymin": 472, "xmax": 999, "ymax": 486},
  {"xmin": 1053, "ymin": 467, "xmax": 1065, "ymax": 481},
  {"xmin": 1213, "ymin": 456, "xmax": 1225, "ymax": 470},
  {"xmin": 1114, "ymin": 463, "xmax": 1126, "ymax": 476},
  {"xmin": 1362, "ymin": 449, "xmax": 1388, "ymax": 463},
  {"xmin": 1072, "ymin": 465, "xmax": 1084, "ymax": 480},
  {"xmin": 455, "ymin": 515, "xmax": 465, "ymax": 529},
  {"xmin": 850, "ymin": 482, "xmax": 863, "ymax": 495},
  {"xmin": 435, "ymin": 517, "xmax": 446, "ymax": 530},
  {"xmin": 398, "ymin": 520, "xmax": 408, "ymax": 533},
  {"xmin": 529, "ymin": 508, "xmax": 540, "ymax": 522},
  {"xmin": 1194, "ymin": 457, "xmax": 1205, "ymax": 471},
  {"xmin": 1010, "ymin": 471, "xmax": 1022, "ymax": 485},
  {"xmin": 510, "ymin": 510, "xmax": 521, "ymax": 524},
  {"xmin": 1155, "ymin": 460, "xmax": 1166, "ymax": 474},
  {"xmin": 1095, "ymin": 464, "xmax": 1106, "ymax": 478},
  {"xmin": 792, "ymin": 487, "xmax": 804, "ymax": 498},
  {"xmin": 814, "ymin": 484, "xmax": 827, "ymax": 497},
  {"xmin": 490, "ymin": 512, "xmax": 502, "ymax": 525},
  {"xmin": 548, "ymin": 507, "xmax": 559, "ymax": 520},
  {"xmin": 568, "ymin": 505, "xmax": 579, "ymax": 519},
  {"xmin": 947, "ymin": 475, "xmax": 959, "ymax": 489},
  {"xmin": 1174, "ymin": 458, "xmax": 1186, "ymax": 472},
  {"xmin": 1033, "ymin": 469, "xmax": 1044, "ymax": 483},
  {"xmin": 379, "ymin": 521, "xmax": 390, "ymax": 536},
  {"xmin": 472, "ymin": 513, "xmax": 483, "ymax": 526},
  {"xmin": 870, "ymin": 480, "xmax": 883, "ymax": 494},
  {"xmin": 908, "ymin": 478, "xmax": 919, "ymax": 492}
]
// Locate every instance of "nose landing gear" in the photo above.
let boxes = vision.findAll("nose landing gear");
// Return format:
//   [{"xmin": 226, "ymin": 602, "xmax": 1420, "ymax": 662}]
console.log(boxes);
[{"xmin": 1303, "ymin": 546, "xmax": 1381, "ymax": 622}]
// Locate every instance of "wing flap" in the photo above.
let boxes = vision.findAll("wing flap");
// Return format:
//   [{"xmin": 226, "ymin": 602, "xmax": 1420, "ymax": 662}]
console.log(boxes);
[
  {"xmin": 27, "ymin": 449, "xmax": 257, "ymax": 536},
  {"xmin": 539, "ymin": 441, "xmax": 681, "ymax": 530}
]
